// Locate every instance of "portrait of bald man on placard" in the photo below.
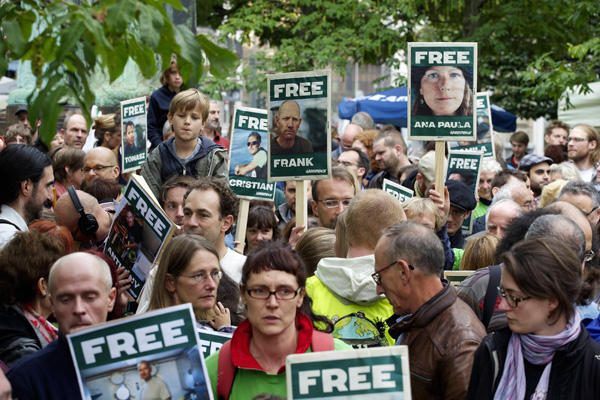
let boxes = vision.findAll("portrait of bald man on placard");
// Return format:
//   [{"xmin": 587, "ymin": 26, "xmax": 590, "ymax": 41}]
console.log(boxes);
[{"xmin": 270, "ymin": 100, "xmax": 314, "ymax": 155}]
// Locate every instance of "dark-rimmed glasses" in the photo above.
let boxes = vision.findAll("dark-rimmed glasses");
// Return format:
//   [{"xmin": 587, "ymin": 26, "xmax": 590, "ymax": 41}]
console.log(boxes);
[
  {"xmin": 372, "ymin": 261, "xmax": 414, "ymax": 285},
  {"xmin": 497, "ymin": 286, "xmax": 531, "ymax": 308},
  {"xmin": 246, "ymin": 287, "xmax": 303, "ymax": 300},
  {"xmin": 83, "ymin": 165, "xmax": 115, "ymax": 174}
]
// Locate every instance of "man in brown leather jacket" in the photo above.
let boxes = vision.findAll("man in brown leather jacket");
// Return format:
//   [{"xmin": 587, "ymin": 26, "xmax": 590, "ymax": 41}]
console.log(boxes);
[{"xmin": 373, "ymin": 221, "xmax": 486, "ymax": 399}]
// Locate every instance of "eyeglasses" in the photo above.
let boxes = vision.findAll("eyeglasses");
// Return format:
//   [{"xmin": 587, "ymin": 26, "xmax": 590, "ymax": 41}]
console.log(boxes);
[
  {"xmin": 566, "ymin": 137, "xmax": 589, "ymax": 143},
  {"xmin": 337, "ymin": 160, "xmax": 358, "ymax": 168},
  {"xmin": 583, "ymin": 206, "xmax": 599, "ymax": 217},
  {"xmin": 247, "ymin": 141, "xmax": 259, "ymax": 146},
  {"xmin": 449, "ymin": 209, "xmax": 468, "ymax": 218},
  {"xmin": 245, "ymin": 287, "xmax": 303, "ymax": 300},
  {"xmin": 178, "ymin": 270, "xmax": 222, "ymax": 283},
  {"xmin": 371, "ymin": 260, "xmax": 414, "ymax": 285},
  {"xmin": 585, "ymin": 249, "xmax": 596, "ymax": 263},
  {"xmin": 497, "ymin": 286, "xmax": 531, "ymax": 308},
  {"xmin": 318, "ymin": 199, "xmax": 352, "ymax": 209},
  {"xmin": 83, "ymin": 165, "xmax": 115, "ymax": 174}
]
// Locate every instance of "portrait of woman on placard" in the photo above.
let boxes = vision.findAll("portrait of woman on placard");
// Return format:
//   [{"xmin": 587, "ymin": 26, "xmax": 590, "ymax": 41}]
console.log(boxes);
[{"xmin": 411, "ymin": 65, "xmax": 474, "ymax": 117}]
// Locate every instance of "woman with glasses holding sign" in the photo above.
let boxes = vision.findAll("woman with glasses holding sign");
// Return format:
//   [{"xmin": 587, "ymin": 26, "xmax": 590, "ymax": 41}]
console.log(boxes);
[
  {"xmin": 411, "ymin": 66, "xmax": 473, "ymax": 117},
  {"xmin": 466, "ymin": 238, "xmax": 600, "ymax": 400},
  {"xmin": 148, "ymin": 234, "xmax": 236, "ymax": 333},
  {"xmin": 205, "ymin": 241, "xmax": 350, "ymax": 399}
]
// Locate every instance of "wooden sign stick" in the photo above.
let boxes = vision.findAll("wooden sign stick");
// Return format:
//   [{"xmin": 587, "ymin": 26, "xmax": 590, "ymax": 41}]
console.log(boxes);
[
  {"xmin": 295, "ymin": 180, "xmax": 308, "ymax": 232},
  {"xmin": 234, "ymin": 199, "xmax": 250, "ymax": 254},
  {"xmin": 435, "ymin": 141, "xmax": 446, "ymax": 202}
]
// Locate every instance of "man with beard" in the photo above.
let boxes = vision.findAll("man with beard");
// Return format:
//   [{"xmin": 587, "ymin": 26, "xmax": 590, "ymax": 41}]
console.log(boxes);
[
  {"xmin": 183, "ymin": 178, "xmax": 245, "ymax": 283},
  {"xmin": 369, "ymin": 130, "xmax": 411, "ymax": 189},
  {"xmin": 201, "ymin": 100, "xmax": 229, "ymax": 151},
  {"xmin": 567, "ymin": 124, "xmax": 600, "ymax": 182},
  {"xmin": 0, "ymin": 145, "xmax": 53, "ymax": 248},
  {"xmin": 517, "ymin": 154, "xmax": 552, "ymax": 208},
  {"xmin": 311, "ymin": 166, "xmax": 356, "ymax": 229}
]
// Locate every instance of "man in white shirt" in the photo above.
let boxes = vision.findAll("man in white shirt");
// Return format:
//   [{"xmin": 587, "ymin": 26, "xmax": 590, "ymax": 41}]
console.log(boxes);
[{"xmin": 567, "ymin": 124, "xmax": 600, "ymax": 182}]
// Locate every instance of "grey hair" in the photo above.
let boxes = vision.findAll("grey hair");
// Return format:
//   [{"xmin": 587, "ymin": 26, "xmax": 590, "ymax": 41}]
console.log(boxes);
[
  {"xmin": 481, "ymin": 159, "xmax": 503, "ymax": 174},
  {"xmin": 549, "ymin": 162, "xmax": 581, "ymax": 182},
  {"xmin": 48, "ymin": 253, "xmax": 113, "ymax": 295},
  {"xmin": 559, "ymin": 180, "xmax": 600, "ymax": 208},
  {"xmin": 486, "ymin": 199, "xmax": 522, "ymax": 228},
  {"xmin": 350, "ymin": 111, "xmax": 374, "ymax": 130},
  {"xmin": 525, "ymin": 214, "xmax": 586, "ymax": 261},
  {"xmin": 381, "ymin": 221, "xmax": 444, "ymax": 276},
  {"xmin": 491, "ymin": 182, "xmax": 525, "ymax": 205}
]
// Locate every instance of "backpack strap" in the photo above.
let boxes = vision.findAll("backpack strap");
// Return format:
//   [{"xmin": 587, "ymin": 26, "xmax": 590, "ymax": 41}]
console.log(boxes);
[
  {"xmin": 0, "ymin": 219, "xmax": 21, "ymax": 230},
  {"xmin": 311, "ymin": 330, "xmax": 335, "ymax": 352},
  {"xmin": 216, "ymin": 331, "xmax": 334, "ymax": 400},
  {"xmin": 482, "ymin": 265, "xmax": 502, "ymax": 330},
  {"xmin": 216, "ymin": 340, "xmax": 235, "ymax": 400}
]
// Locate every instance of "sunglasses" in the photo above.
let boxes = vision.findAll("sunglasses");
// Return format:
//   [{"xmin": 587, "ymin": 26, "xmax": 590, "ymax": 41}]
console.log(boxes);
[{"xmin": 247, "ymin": 141, "xmax": 259, "ymax": 146}]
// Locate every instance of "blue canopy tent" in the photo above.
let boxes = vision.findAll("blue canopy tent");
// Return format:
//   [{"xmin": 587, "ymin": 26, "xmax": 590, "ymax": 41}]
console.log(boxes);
[{"xmin": 338, "ymin": 87, "xmax": 517, "ymax": 132}]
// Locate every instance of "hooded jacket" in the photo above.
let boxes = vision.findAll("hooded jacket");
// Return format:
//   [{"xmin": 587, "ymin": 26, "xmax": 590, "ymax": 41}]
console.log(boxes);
[
  {"xmin": 306, "ymin": 255, "xmax": 395, "ymax": 346},
  {"xmin": 141, "ymin": 136, "xmax": 228, "ymax": 199}
]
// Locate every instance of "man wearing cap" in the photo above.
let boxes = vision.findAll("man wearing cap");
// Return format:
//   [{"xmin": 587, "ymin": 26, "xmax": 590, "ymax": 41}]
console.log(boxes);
[
  {"xmin": 401, "ymin": 151, "xmax": 440, "ymax": 198},
  {"xmin": 445, "ymin": 180, "xmax": 477, "ymax": 249},
  {"xmin": 518, "ymin": 154, "xmax": 552, "ymax": 208}
]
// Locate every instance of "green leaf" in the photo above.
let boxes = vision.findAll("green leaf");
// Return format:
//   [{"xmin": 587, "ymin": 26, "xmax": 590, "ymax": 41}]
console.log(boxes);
[
  {"xmin": 138, "ymin": 3, "xmax": 164, "ymax": 48},
  {"xmin": 129, "ymin": 41, "xmax": 156, "ymax": 79},
  {"xmin": 162, "ymin": 0, "xmax": 185, "ymax": 11},
  {"xmin": 0, "ymin": 40, "xmax": 7, "ymax": 77},
  {"xmin": 3, "ymin": 19, "xmax": 26, "ymax": 57},
  {"xmin": 56, "ymin": 19, "xmax": 84, "ymax": 61},
  {"xmin": 197, "ymin": 34, "xmax": 240, "ymax": 79},
  {"xmin": 106, "ymin": 0, "xmax": 136, "ymax": 34}
]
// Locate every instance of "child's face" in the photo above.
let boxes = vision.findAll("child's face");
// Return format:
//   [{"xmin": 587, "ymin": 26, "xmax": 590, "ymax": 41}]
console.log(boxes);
[{"xmin": 168, "ymin": 106, "xmax": 205, "ymax": 143}]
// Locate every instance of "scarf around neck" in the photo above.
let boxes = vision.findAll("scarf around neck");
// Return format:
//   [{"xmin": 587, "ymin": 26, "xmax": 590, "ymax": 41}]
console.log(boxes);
[{"xmin": 493, "ymin": 311, "xmax": 581, "ymax": 400}]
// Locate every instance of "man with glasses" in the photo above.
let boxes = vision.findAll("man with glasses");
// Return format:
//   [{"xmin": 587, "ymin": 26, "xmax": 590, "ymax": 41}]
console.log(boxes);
[
  {"xmin": 234, "ymin": 132, "xmax": 267, "ymax": 179},
  {"xmin": 373, "ymin": 221, "xmax": 485, "ymax": 399},
  {"xmin": 559, "ymin": 180, "xmax": 600, "ymax": 227},
  {"xmin": 336, "ymin": 147, "xmax": 370, "ymax": 190},
  {"xmin": 567, "ymin": 124, "xmax": 600, "ymax": 182},
  {"xmin": 83, "ymin": 147, "xmax": 120, "ymax": 185},
  {"xmin": 310, "ymin": 166, "xmax": 356, "ymax": 229},
  {"xmin": 518, "ymin": 154, "xmax": 552, "ymax": 207}
]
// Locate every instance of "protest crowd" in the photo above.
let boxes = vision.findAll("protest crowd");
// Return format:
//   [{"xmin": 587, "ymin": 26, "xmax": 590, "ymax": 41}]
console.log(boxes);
[{"xmin": 2, "ymin": 57, "xmax": 600, "ymax": 400}]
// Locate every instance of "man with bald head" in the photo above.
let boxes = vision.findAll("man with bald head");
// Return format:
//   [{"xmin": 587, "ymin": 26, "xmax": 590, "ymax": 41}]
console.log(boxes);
[
  {"xmin": 332, "ymin": 123, "xmax": 363, "ymax": 158},
  {"xmin": 486, "ymin": 199, "xmax": 523, "ymax": 238},
  {"xmin": 7, "ymin": 253, "xmax": 116, "ymax": 399},
  {"xmin": 137, "ymin": 360, "xmax": 171, "ymax": 400},
  {"xmin": 270, "ymin": 100, "xmax": 313, "ymax": 155},
  {"xmin": 83, "ymin": 147, "xmax": 120, "ymax": 185},
  {"xmin": 60, "ymin": 114, "xmax": 88, "ymax": 149},
  {"xmin": 55, "ymin": 190, "xmax": 113, "ymax": 249}
]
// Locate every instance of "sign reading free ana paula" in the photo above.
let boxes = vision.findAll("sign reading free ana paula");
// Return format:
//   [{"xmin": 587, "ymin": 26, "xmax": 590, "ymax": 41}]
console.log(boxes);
[
  {"xmin": 408, "ymin": 42, "xmax": 477, "ymax": 142},
  {"xmin": 229, "ymin": 106, "xmax": 276, "ymax": 201},
  {"xmin": 446, "ymin": 150, "xmax": 483, "ymax": 235},
  {"xmin": 121, "ymin": 97, "xmax": 148, "ymax": 173},
  {"xmin": 286, "ymin": 346, "xmax": 411, "ymax": 399},
  {"xmin": 68, "ymin": 304, "xmax": 213, "ymax": 400},
  {"xmin": 267, "ymin": 70, "xmax": 332, "ymax": 181}
]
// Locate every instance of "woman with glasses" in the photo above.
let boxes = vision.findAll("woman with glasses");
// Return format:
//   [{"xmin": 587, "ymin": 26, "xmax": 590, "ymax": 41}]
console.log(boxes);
[
  {"xmin": 466, "ymin": 237, "xmax": 600, "ymax": 399},
  {"xmin": 148, "ymin": 234, "xmax": 236, "ymax": 333},
  {"xmin": 205, "ymin": 241, "xmax": 350, "ymax": 399}
]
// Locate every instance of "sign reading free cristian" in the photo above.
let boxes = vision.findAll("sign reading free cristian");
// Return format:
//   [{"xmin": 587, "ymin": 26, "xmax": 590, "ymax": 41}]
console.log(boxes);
[
  {"xmin": 68, "ymin": 304, "xmax": 213, "ymax": 400},
  {"xmin": 267, "ymin": 70, "xmax": 331, "ymax": 181},
  {"xmin": 286, "ymin": 346, "xmax": 411, "ymax": 399},
  {"xmin": 408, "ymin": 42, "xmax": 477, "ymax": 141},
  {"xmin": 228, "ymin": 106, "xmax": 276, "ymax": 201}
]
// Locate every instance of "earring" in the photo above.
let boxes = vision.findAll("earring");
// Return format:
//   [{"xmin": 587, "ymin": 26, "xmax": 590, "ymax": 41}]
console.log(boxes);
[
  {"xmin": 42, "ymin": 292, "xmax": 47, "ymax": 298},
  {"xmin": 420, "ymin": 98, "xmax": 424, "ymax": 105}
]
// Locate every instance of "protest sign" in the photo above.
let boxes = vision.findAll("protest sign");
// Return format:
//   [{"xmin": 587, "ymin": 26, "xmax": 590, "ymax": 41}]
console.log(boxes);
[
  {"xmin": 68, "ymin": 304, "xmax": 213, "ymax": 400},
  {"xmin": 383, "ymin": 178, "xmax": 414, "ymax": 203},
  {"xmin": 444, "ymin": 270, "xmax": 475, "ymax": 287},
  {"xmin": 446, "ymin": 150, "xmax": 483, "ymax": 235},
  {"xmin": 267, "ymin": 70, "xmax": 331, "ymax": 181},
  {"xmin": 121, "ymin": 97, "xmax": 148, "ymax": 172},
  {"xmin": 450, "ymin": 92, "xmax": 496, "ymax": 159},
  {"xmin": 229, "ymin": 106, "xmax": 276, "ymax": 201},
  {"xmin": 408, "ymin": 42, "xmax": 477, "ymax": 142},
  {"xmin": 104, "ymin": 175, "xmax": 175, "ymax": 301},
  {"xmin": 198, "ymin": 330, "xmax": 232, "ymax": 360},
  {"xmin": 286, "ymin": 346, "xmax": 411, "ymax": 399}
]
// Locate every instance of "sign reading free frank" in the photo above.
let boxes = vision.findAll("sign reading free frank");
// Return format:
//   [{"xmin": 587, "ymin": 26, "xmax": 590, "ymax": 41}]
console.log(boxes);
[
  {"xmin": 408, "ymin": 42, "xmax": 477, "ymax": 142},
  {"xmin": 267, "ymin": 70, "xmax": 331, "ymax": 181},
  {"xmin": 286, "ymin": 346, "xmax": 411, "ymax": 399}
]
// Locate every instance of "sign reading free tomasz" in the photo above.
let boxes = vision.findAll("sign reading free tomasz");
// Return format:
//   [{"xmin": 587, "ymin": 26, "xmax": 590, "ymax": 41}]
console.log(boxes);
[{"xmin": 286, "ymin": 346, "xmax": 411, "ymax": 399}]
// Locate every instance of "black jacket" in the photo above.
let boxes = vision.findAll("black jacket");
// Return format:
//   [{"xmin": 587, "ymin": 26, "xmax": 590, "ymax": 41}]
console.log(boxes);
[
  {"xmin": 466, "ymin": 326, "xmax": 600, "ymax": 400},
  {"xmin": 0, "ymin": 304, "xmax": 45, "ymax": 368},
  {"xmin": 368, "ymin": 170, "xmax": 399, "ymax": 190}
]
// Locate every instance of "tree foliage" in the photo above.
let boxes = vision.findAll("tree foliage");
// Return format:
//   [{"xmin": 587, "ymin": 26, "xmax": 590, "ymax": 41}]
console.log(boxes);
[
  {"xmin": 0, "ymin": 0, "xmax": 239, "ymax": 146},
  {"xmin": 202, "ymin": 0, "xmax": 598, "ymax": 120}
]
